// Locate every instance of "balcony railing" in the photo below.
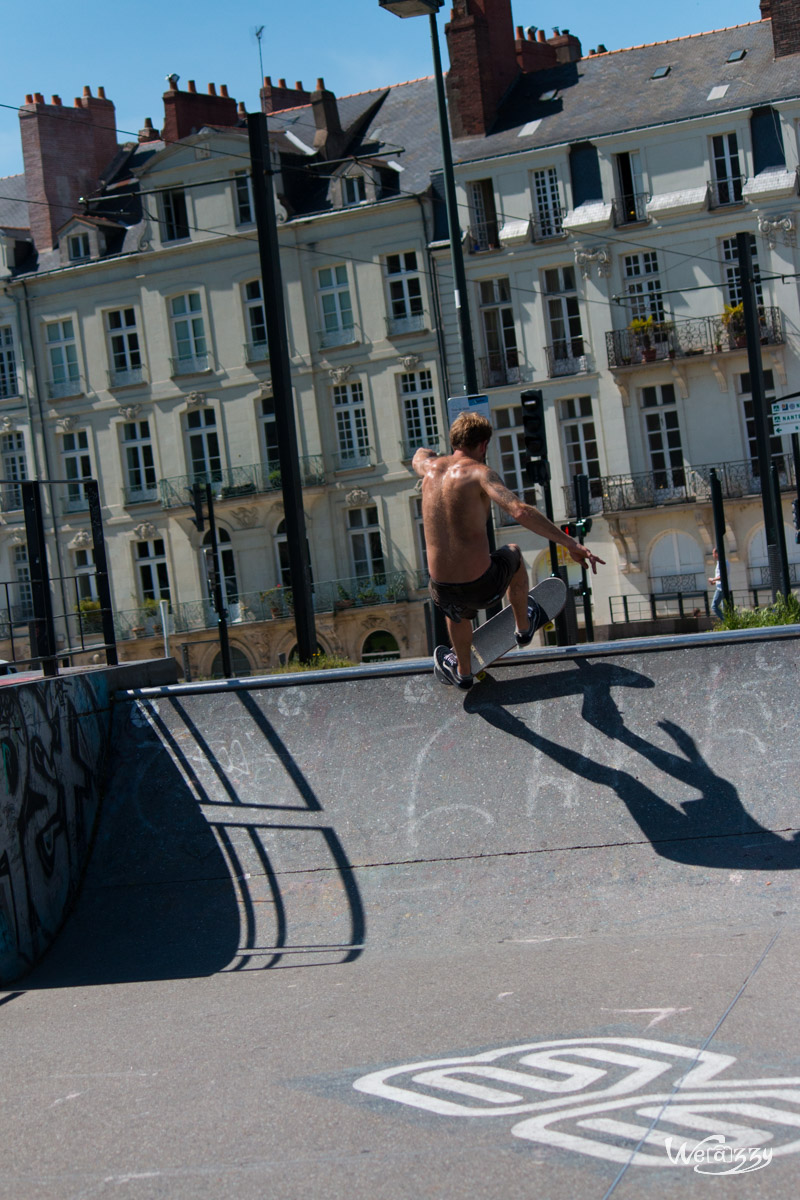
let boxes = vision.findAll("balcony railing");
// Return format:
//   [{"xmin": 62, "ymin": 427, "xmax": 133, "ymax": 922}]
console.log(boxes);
[
  {"xmin": 243, "ymin": 339, "xmax": 269, "ymax": 363},
  {"xmin": 47, "ymin": 375, "xmax": 83, "ymax": 400},
  {"xmin": 533, "ymin": 210, "xmax": 566, "ymax": 240},
  {"xmin": 0, "ymin": 483, "xmax": 24, "ymax": 513},
  {"xmin": 400, "ymin": 435, "xmax": 445, "ymax": 461},
  {"xmin": 709, "ymin": 176, "xmax": 745, "ymax": 208},
  {"xmin": 468, "ymin": 220, "xmax": 500, "ymax": 253},
  {"xmin": 544, "ymin": 340, "xmax": 590, "ymax": 377},
  {"xmin": 158, "ymin": 457, "xmax": 325, "ymax": 510},
  {"xmin": 599, "ymin": 453, "xmax": 797, "ymax": 514},
  {"xmin": 333, "ymin": 446, "xmax": 375, "ymax": 472},
  {"xmin": 108, "ymin": 365, "xmax": 146, "ymax": 389},
  {"xmin": 479, "ymin": 352, "xmax": 522, "ymax": 388},
  {"xmin": 123, "ymin": 482, "xmax": 160, "ymax": 506},
  {"xmin": 318, "ymin": 324, "xmax": 357, "ymax": 349},
  {"xmin": 614, "ymin": 192, "xmax": 650, "ymax": 225},
  {"xmin": 606, "ymin": 308, "xmax": 783, "ymax": 367},
  {"xmin": 170, "ymin": 353, "xmax": 210, "ymax": 376},
  {"xmin": 386, "ymin": 312, "xmax": 426, "ymax": 337}
]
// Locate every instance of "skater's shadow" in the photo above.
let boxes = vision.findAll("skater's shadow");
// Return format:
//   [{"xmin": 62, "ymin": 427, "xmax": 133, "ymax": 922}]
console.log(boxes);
[{"xmin": 464, "ymin": 659, "xmax": 800, "ymax": 870}]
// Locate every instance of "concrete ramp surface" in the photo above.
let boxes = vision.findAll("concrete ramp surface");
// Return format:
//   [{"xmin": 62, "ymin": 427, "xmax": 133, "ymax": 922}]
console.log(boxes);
[{"xmin": 4, "ymin": 631, "xmax": 800, "ymax": 1199}]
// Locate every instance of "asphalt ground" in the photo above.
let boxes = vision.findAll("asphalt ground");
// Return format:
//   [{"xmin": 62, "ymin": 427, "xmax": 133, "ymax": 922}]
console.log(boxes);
[{"xmin": 2, "ymin": 630, "xmax": 799, "ymax": 1199}]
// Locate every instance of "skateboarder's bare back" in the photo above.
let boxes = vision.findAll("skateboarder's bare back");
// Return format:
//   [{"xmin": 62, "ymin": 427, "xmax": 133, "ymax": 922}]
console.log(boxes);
[{"xmin": 413, "ymin": 411, "xmax": 604, "ymax": 689}]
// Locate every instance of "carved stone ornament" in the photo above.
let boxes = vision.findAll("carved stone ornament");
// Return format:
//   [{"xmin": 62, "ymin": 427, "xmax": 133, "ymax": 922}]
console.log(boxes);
[
  {"xmin": 120, "ymin": 404, "xmax": 142, "ymax": 421},
  {"xmin": 574, "ymin": 245, "xmax": 611, "ymax": 278},
  {"xmin": 56, "ymin": 417, "xmax": 76, "ymax": 434},
  {"xmin": 328, "ymin": 365, "xmax": 352, "ymax": 385},
  {"xmin": 400, "ymin": 354, "xmax": 421, "ymax": 370},
  {"xmin": 133, "ymin": 522, "xmax": 158, "ymax": 540},
  {"xmin": 758, "ymin": 214, "xmax": 795, "ymax": 249},
  {"xmin": 346, "ymin": 488, "xmax": 370, "ymax": 506},
  {"xmin": 8, "ymin": 530, "xmax": 25, "ymax": 546},
  {"xmin": 232, "ymin": 507, "xmax": 258, "ymax": 529},
  {"xmin": 186, "ymin": 391, "xmax": 205, "ymax": 407},
  {"xmin": 0, "ymin": 415, "xmax": 17, "ymax": 432},
  {"xmin": 68, "ymin": 530, "xmax": 93, "ymax": 549}
]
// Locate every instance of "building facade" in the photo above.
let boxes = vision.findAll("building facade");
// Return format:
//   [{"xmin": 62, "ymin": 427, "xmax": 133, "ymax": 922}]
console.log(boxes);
[{"xmin": 1, "ymin": 1, "xmax": 799, "ymax": 674}]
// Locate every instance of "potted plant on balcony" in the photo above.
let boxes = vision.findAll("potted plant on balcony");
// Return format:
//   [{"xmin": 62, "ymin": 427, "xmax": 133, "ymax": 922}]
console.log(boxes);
[
  {"xmin": 75, "ymin": 597, "xmax": 103, "ymax": 634},
  {"xmin": 629, "ymin": 315, "xmax": 657, "ymax": 361},
  {"xmin": 334, "ymin": 584, "xmax": 354, "ymax": 613},
  {"xmin": 722, "ymin": 303, "xmax": 746, "ymax": 347}
]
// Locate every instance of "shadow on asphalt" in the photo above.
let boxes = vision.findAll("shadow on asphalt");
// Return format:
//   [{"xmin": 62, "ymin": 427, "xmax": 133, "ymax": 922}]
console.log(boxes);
[{"xmin": 464, "ymin": 659, "xmax": 800, "ymax": 871}]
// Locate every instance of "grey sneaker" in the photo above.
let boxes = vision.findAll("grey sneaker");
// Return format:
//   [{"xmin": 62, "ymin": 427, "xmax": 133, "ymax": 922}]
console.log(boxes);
[
  {"xmin": 433, "ymin": 645, "xmax": 474, "ymax": 690},
  {"xmin": 515, "ymin": 597, "xmax": 546, "ymax": 647}
]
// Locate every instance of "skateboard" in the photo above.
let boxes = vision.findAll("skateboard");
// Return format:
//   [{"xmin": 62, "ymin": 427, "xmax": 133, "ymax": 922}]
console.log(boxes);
[{"xmin": 470, "ymin": 576, "xmax": 567, "ymax": 676}]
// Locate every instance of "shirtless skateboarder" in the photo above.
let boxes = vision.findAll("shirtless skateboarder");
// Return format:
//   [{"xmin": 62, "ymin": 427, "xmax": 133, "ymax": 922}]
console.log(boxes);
[{"xmin": 413, "ymin": 411, "xmax": 604, "ymax": 690}]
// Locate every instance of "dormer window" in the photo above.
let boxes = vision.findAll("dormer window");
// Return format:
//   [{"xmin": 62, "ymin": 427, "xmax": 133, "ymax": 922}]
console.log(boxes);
[
  {"xmin": 68, "ymin": 233, "xmax": 91, "ymax": 261},
  {"xmin": 343, "ymin": 175, "xmax": 367, "ymax": 206},
  {"xmin": 159, "ymin": 188, "xmax": 190, "ymax": 242}
]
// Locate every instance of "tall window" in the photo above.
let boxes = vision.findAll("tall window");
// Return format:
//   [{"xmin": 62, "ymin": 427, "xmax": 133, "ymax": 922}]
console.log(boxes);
[
  {"xmin": 722, "ymin": 236, "xmax": 763, "ymax": 307},
  {"xmin": 159, "ymin": 188, "xmax": 190, "ymax": 241},
  {"xmin": 318, "ymin": 265, "xmax": 354, "ymax": 347},
  {"xmin": 13, "ymin": 545, "xmax": 33, "ymax": 621},
  {"xmin": 348, "ymin": 506, "xmax": 385, "ymax": 580},
  {"xmin": 531, "ymin": 167, "xmax": 563, "ymax": 238},
  {"xmin": 260, "ymin": 395, "xmax": 279, "ymax": 469},
  {"xmin": 624, "ymin": 252, "xmax": 665, "ymax": 322},
  {"xmin": 400, "ymin": 370, "xmax": 438, "ymax": 458},
  {"xmin": 333, "ymin": 381, "xmax": 370, "ymax": 469},
  {"xmin": 274, "ymin": 518, "xmax": 313, "ymax": 591},
  {"xmin": 413, "ymin": 495, "xmax": 428, "ymax": 581},
  {"xmin": 642, "ymin": 384, "xmax": 685, "ymax": 491},
  {"xmin": 494, "ymin": 406, "xmax": 537, "ymax": 525},
  {"xmin": 233, "ymin": 171, "xmax": 254, "ymax": 224},
  {"xmin": 106, "ymin": 308, "xmax": 143, "ymax": 386},
  {"xmin": 186, "ymin": 408, "xmax": 222, "ymax": 481},
  {"xmin": 136, "ymin": 538, "xmax": 171, "ymax": 603},
  {"xmin": 711, "ymin": 132, "xmax": 743, "ymax": 206},
  {"xmin": 385, "ymin": 252, "xmax": 424, "ymax": 334},
  {"xmin": 614, "ymin": 150, "xmax": 646, "ymax": 223},
  {"xmin": 739, "ymin": 370, "xmax": 782, "ymax": 477},
  {"xmin": 479, "ymin": 278, "xmax": 519, "ymax": 387},
  {"xmin": 62, "ymin": 429, "xmax": 92, "ymax": 511},
  {"xmin": 68, "ymin": 232, "xmax": 91, "ymax": 261},
  {"xmin": 46, "ymin": 319, "xmax": 80, "ymax": 398},
  {"xmin": 544, "ymin": 266, "xmax": 584, "ymax": 375},
  {"xmin": 0, "ymin": 326, "xmax": 17, "ymax": 399},
  {"xmin": 343, "ymin": 175, "xmax": 366, "ymax": 205},
  {"xmin": 0, "ymin": 431, "xmax": 26, "ymax": 511},
  {"xmin": 243, "ymin": 280, "xmax": 268, "ymax": 359},
  {"xmin": 170, "ymin": 293, "xmax": 208, "ymax": 372},
  {"xmin": 121, "ymin": 419, "xmax": 157, "ymax": 503},
  {"xmin": 559, "ymin": 397, "xmax": 603, "ymax": 501},
  {"xmin": 73, "ymin": 548, "xmax": 97, "ymax": 603},
  {"xmin": 468, "ymin": 179, "xmax": 499, "ymax": 251},
  {"xmin": 204, "ymin": 527, "xmax": 238, "ymax": 604}
]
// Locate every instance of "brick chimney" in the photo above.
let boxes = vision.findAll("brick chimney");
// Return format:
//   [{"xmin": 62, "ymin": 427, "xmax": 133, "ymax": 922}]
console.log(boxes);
[
  {"xmin": 19, "ymin": 85, "xmax": 119, "ymax": 251},
  {"xmin": 161, "ymin": 80, "xmax": 239, "ymax": 145},
  {"xmin": 515, "ymin": 27, "xmax": 558, "ymax": 72},
  {"xmin": 762, "ymin": 0, "xmax": 800, "ymax": 56},
  {"xmin": 547, "ymin": 27, "xmax": 582, "ymax": 64},
  {"xmin": 311, "ymin": 78, "xmax": 347, "ymax": 160},
  {"xmin": 261, "ymin": 76, "xmax": 312, "ymax": 113},
  {"xmin": 445, "ymin": 0, "xmax": 519, "ymax": 138}
]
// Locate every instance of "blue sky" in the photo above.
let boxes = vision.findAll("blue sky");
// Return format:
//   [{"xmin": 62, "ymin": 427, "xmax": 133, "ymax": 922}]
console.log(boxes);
[{"xmin": 1, "ymin": 0, "xmax": 762, "ymax": 179}]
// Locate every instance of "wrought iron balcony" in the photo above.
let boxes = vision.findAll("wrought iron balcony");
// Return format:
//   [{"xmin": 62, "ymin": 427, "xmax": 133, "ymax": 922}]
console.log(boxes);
[
  {"xmin": 400, "ymin": 435, "xmax": 445, "ymax": 461},
  {"xmin": 544, "ymin": 340, "xmax": 590, "ymax": 377},
  {"xmin": 170, "ymin": 353, "xmax": 210, "ymax": 376},
  {"xmin": 0, "ymin": 482, "xmax": 23, "ymax": 513},
  {"xmin": 333, "ymin": 446, "xmax": 375, "ymax": 471},
  {"xmin": 479, "ymin": 352, "xmax": 522, "ymax": 388},
  {"xmin": 318, "ymin": 324, "xmax": 357, "ymax": 349},
  {"xmin": 599, "ymin": 452, "xmax": 797, "ymax": 514},
  {"xmin": 158, "ymin": 457, "xmax": 325, "ymax": 509},
  {"xmin": 709, "ymin": 176, "xmax": 745, "ymax": 208},
  {"xmin": 605, "ymin": 308, "xmax": 783, "ymax": 367},
  {"xmin": 108, "ymin": 364, "xmax": 146, "ymax": 389},
  {"xmin": 533, "ymin": 209, "xmax": 567, "ymax": 240},
  {"xmin": 613, "ymin": 192, "xmax": 650, "ymax": 226},
  {"xmin": 385, "ymin": 312, "xmax": 426, "ymax": 337},
  {"xmin": 47, "ymin": 375, "xmax": 83, "ymax": 400},
  {"xmin": 467, "ymin": 219, "xmax": 500, "ymax": 254},
  {"xmin": 243, "ymin": 339, "xmax": 269, "ymax": 363},
  {"xmin": 123, "ymin": 482, "xmax": 160, "ymax": 506}
]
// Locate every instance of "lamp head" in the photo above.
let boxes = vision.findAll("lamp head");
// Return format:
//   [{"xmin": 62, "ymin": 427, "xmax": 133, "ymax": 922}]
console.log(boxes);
[{"xmin": 379, "ymin": 0, "xmax": 443, "ymax": 16}]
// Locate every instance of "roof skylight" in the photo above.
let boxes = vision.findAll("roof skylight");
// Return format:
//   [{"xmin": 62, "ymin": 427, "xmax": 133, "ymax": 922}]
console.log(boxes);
[
  {"xmin": 651, "ymin": 66, "xmax": 671, "ymax": 79},
  {"xmin": 727, "ymin": 49, "xmax": 747, "ymax": 62}
]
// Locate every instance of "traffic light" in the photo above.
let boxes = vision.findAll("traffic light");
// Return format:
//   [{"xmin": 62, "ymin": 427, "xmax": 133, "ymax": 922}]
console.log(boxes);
[
  {"xmin": 520, "ymin": 388, "xmax": 547, "ymax": 487},
  {"xmin": 561, "ymin": 522, "xmax": 578, "ymax": 538},
  {"xmin": 190, "ymin": 481, "xmax": 205, "ymax": 531},
  {"xmin": 793, "ymin": 496, "xmax": 800, "ymax": 544}
]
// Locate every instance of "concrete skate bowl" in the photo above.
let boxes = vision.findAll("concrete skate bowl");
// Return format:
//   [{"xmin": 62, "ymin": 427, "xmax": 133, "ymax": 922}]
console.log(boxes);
[{"xmin": 21, "ymin": 628, "xmax": 800, "ymax": 989}]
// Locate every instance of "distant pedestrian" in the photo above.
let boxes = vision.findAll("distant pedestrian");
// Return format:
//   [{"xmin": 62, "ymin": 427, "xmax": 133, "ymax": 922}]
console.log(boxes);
[{"xmin": 709, "ymin": 547, "xmax": 724, "ymax": 620}]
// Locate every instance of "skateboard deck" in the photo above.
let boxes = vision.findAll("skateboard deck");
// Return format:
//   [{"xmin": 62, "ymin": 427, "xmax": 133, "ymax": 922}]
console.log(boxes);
[{"xmin": 470, "ymin": 576, "xmax": 567, "ymax": 675}]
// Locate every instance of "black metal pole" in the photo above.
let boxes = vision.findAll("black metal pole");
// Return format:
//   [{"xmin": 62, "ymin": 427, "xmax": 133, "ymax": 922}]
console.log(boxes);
[
  {"xmin": 206, "ymin": 483, "xmax": 232, "ymax": 679},
  {"xmin": 573, "ymin": 473, "xmax": 594, "ymax": 641},
  {"xmin": 737, "ymin": 231, "xmax": 785, "ymax": 600},
  {"xmin": 709, "ymin": 468, "xmax": 731, "ymax": 610},
  {"xmin": 85, "ymin": 479, "xmax": 118, "ymax": 665},
  {"xmin": 21, "ymin": 480, "xmax": 57, "ymax": 676},
  {"xmin": 771, "ymin": 463, "xmax": 791, "ymax": 597},
  {"xmin": 248, "ymin": 111, "xmax": 316, "ymax": 662},
  {"xmin": 541, "ymin": 472, "xmax": 568, "ymax": 645}
]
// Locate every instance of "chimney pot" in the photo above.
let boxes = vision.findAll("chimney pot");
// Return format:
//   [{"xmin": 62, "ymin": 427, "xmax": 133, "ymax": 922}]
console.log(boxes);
[
  {"xmin": 279, "ymin": 78, "xmax": 287, "ymax": 88},
  {"xmin": 98, "ymin": 86, "xmax": 106, "ymax": 99},
  {"xmin": 25, "ymin": 94, "xmax": 33, "ymax": 104},
  {"xmin": 220, "ymin": 84, "xmax": 229, "ymax": 97},
  {"xmin": 208, "ymin": 82, "xmax": 216, "ymax": 95},
  {"xmin": 237, "ymin": 101, "xmax": 246, "ymax": 115},
  {"xmin": 316, "ymin": 78, "xmax": 325, "ymax": 91},
  {"xmin": 188, "ymin": 80, "xmax": 197, "ymax": 93},
  {"xmin": 296, "ymin": 81, "xmax": 303, "ymax": 90},
  {"xmin": 537, "ymin": 29, "xmax": 546, "ymax": 42},
  {"xmin": 83, "ymin": 85, "xmax": 92, "ymax": 98},
  {"xmin": 516, "ymin": 25, "xmax": 523, "ymax": 38},
  {"xmin": 264, "ymin": 75, "xmax": 272, "ymax": 86},
  {"xmin": 51, "ymin": 95, "xmax": 62, "ymax": 106},
  {"xmin": 33, "ymin": 92, "xmax": 44, "ymax": 104}
]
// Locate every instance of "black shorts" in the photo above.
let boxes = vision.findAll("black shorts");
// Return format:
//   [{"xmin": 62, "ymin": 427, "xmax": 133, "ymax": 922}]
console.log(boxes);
[{"xmin": 429, "ymin": 545, "xmax": 522, "ymax": 623}]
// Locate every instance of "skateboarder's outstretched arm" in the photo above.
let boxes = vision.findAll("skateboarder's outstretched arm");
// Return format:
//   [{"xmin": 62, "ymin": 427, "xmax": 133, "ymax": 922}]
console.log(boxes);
[{"xmin": 480, "ymin": 467, "xmax": 605, "ymax": 574}]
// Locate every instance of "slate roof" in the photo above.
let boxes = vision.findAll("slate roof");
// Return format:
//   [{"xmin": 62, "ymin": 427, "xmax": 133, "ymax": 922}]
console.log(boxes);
[
  {"xmin": 0, "ymin": 174, "xmax": 29, "ymax": 233},
  {"xmin": 454, "ymin": 20, "xmax": 800, "ymax": 164}
]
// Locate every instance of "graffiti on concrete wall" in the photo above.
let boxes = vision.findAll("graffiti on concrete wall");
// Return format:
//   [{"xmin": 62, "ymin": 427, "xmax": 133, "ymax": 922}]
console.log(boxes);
[{"xmin": 0, "ymin": 675, "xmax": 109, "ymax": 983}]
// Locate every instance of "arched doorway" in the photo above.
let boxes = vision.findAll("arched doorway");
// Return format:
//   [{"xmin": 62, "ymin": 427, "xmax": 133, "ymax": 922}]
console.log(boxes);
[
  {"xmin": 210, "ymin": 645, "xmax": 252, "ymax": 679},
  {"xmin": 649, "ymin": 530, "xmax": 704, "ymax": 592},
  {"xmin": 361, "ymin": 630, "xmax": 400, "ymax": 662}
]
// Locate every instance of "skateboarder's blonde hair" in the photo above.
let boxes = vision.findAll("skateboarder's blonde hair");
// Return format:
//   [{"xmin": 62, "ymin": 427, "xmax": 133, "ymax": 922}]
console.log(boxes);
[{"xmin": 450, "ymin": 411, "xmax": 493, "ymax": 451}]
